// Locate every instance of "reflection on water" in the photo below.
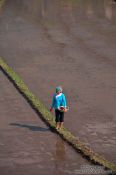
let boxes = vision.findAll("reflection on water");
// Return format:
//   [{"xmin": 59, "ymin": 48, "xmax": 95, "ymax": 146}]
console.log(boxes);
[
  {"xmin": 54, "ymin": 136, "xmax": 66, "ymax": 175},
  {"xmin": 55, "ymin": 136, "xmax": 66, "ymax": 161},
  {"xmin": 1, "ymin": 0, "xmax": 116, "ymax": 25},
  {"xmin": 104, "ymin": 0, "xmax": 116, "ymax": 21}
]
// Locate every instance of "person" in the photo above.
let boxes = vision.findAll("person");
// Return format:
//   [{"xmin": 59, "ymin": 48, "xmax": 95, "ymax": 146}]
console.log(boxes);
[{"xmin": 50, "ymin": 86, "xmax": 67, "ymax": 130}]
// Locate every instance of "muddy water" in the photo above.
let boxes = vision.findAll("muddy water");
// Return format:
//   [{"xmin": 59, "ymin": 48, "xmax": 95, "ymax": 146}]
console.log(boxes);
[
  {"xmin": 0, "ymin": 0, "xmax": 116, "ymax": 170},
  {"xmin": 0, "ymin": 71, "xmax": 93, "ymax": 175}
]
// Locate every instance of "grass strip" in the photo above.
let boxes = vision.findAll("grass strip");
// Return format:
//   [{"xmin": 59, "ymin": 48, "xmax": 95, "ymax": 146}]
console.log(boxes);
[
  {"xmin": 0, "ymin": 57, "xmax": 116, "ymax": 173},
  {"xmin": 0, "ymin": 0, "xmax": 6, "ymax": 8}
]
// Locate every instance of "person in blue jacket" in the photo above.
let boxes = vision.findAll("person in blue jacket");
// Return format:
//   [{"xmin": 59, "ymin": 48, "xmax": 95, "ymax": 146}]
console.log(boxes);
[{"xmin": 50, "ymin": 86, "xmax": 67, "ymax": 130}]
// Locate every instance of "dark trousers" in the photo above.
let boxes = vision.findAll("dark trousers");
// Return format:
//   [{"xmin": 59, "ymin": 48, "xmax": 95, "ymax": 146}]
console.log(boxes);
[{"xmin": 55, "ymin": 109, "xmax": 64, "ymax": 122}]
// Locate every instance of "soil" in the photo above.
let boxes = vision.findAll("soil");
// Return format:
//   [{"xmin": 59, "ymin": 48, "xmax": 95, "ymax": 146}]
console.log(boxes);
[{"xmin": 0, "ymin": 0, "xmax": 116, "ymax": 174}]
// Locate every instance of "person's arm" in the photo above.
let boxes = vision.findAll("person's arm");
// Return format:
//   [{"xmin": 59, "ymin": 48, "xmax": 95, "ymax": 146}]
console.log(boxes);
[{"xmin": 50, "ymin": 95, "xmax": 55, "ymax": 112}]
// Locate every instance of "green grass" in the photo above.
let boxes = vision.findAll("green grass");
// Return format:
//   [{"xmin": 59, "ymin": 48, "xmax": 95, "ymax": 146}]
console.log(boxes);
[
  {"xmin": 0, "ymin": 57, "xmax": 116, "ymax": 173},
  {"xmin": 0, "ymin": 0, "xmax": 5, "ymax": 8}
]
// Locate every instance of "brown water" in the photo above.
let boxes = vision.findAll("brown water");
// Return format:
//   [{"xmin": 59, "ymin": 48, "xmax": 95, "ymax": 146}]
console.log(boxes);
[
  {"xmin": 0, "ymin": 71, "xmax": 93, "ymax": 175},
  {"xmin": 0, "ymin": 0, "xmax": 116, "ymax": 174}
]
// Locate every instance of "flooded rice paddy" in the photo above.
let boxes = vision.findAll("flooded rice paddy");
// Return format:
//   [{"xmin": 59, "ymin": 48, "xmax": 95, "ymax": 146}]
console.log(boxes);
[{"xmin": 0, "ymin": 0, "xmax": 116, "ymax": 174}]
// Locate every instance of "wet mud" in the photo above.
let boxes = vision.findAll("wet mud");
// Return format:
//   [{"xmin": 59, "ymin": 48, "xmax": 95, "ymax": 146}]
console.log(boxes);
[
  {"xmin": 0, "ymin": 0, "xmax": 116, "ymax": 174},
  {"xmin": 0, "ymin": 70, "xmax": 92, "ymax": 175}
]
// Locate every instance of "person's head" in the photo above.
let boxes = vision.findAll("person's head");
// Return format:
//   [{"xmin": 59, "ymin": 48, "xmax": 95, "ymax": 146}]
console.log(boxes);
[{"xmin": 56, "ymin": 86, "xmax": 62, "ymax": 94}]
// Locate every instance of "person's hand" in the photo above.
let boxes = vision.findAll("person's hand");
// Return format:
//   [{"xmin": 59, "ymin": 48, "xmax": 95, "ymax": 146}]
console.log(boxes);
[{"xmin": 50, "ymin": 108, "xmax": 53, "ymax": 112}]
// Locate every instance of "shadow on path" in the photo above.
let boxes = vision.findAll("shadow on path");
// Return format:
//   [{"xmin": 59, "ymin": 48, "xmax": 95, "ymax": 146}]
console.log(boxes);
[{"xmin": 10, "ymin": 123, "xmax": 50, "ymax": 132}]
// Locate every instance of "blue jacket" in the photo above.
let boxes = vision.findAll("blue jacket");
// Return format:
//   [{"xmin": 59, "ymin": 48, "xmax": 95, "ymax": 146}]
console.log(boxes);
[{"xmin": 51, "ymin": 93, "xmax": 67, "ymax": 109}]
